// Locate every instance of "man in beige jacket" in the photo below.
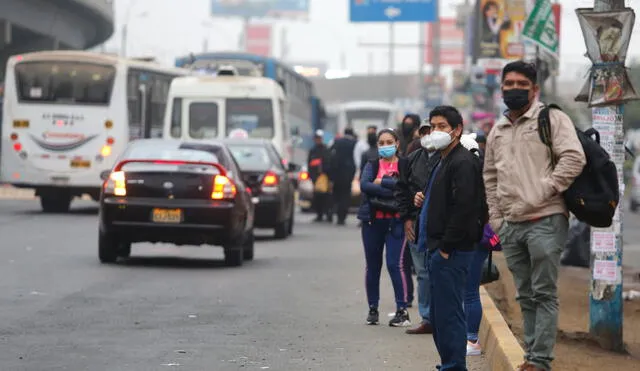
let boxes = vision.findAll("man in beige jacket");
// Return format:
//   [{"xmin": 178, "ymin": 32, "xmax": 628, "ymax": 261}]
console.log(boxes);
[{"xmin": 483, "ymin": 61, "xmax": 586, "ymax": 371}]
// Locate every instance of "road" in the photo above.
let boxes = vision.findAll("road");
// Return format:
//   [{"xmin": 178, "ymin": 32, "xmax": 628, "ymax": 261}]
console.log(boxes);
[{"xmin": 0, "ymin": 199, "xmax": 486, "ymax": 371}]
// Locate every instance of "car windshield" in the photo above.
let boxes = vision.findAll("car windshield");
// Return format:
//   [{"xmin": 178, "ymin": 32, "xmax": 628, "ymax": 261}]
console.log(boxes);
[{"xmin": 227, "ymin": 144, "xmax": 273, "ymax": 171}]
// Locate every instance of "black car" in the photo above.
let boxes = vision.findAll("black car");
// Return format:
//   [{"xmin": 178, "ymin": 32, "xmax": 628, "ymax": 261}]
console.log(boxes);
[
  {"xmin": 224, "ymin": 138, "xmax": 298, "ymax": 239},
  {"xmin": 98, "ymin": 139, "xmax": 254, "ymax": 267}
]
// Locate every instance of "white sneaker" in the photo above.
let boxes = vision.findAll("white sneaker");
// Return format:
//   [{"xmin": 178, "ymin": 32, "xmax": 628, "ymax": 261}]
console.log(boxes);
[{"xmin": 466, "ymin": 341, "xmax": 481, "ymax": 356}]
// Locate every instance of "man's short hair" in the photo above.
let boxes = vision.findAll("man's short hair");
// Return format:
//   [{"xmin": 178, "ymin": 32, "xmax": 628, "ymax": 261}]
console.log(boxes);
[
  {"xmin": 502, "ymin": 61, "xmax": 537, "ymax": 84},
  {"xmin": 429, "ymin": 105, "xmax": 464, "ymax": 130}
]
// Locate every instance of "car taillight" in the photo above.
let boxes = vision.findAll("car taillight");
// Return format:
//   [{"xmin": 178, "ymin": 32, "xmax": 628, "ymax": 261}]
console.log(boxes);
[
  {"xmin": 211, "ymin": 175, "xmax": 237, "ymax": 200},
  {"xmin": 104, "ymin": 171, "xmax": 126, "ymax": 196},
  {"xmin": 298, "ymin": 171, "xmax": 309, "ymax": 181},
  {"xmin": 262, "ymin": 171, "xmax": 279, "ymax": 193}
]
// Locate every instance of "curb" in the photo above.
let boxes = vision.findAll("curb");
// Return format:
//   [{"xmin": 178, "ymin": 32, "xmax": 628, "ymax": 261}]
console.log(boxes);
[{"xmin": 479, "ymin": 286, "xmax": 525, "ymax": 371}]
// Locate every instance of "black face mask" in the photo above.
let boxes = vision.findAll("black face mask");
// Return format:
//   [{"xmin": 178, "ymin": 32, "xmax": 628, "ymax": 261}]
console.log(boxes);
[
  {"xmin": 367, "ymin": 133, "xmax": 377, "ymax": 147},
  {"xmin": 503, "ymin": 89, "xmax": 531, "ymax": 110},
  {"xmin": 402, "ymin": 124, "xmax": 414, "ymax": 136}
]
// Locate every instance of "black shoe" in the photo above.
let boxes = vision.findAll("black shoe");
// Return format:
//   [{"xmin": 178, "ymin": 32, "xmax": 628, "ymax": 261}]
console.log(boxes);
[
  {"xmin": 337, "ymin": 220, "xmax": 346, "ymax": 226},
  {"xmin": 366, "ymin": 307, "xmax": 379, "ymax": 325},
  {"xmin": 388, "ymin": 309, "xmax": 411, "ymax": 327},
  {"xmin": 313, "ymin": 216, "xmax": 323, "ymax": 222}
]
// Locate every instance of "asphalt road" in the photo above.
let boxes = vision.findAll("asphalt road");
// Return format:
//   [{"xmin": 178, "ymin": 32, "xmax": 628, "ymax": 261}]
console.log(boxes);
[{"xmin": 0, "ymin": 199, "xmax": 486, "ymax": 371}]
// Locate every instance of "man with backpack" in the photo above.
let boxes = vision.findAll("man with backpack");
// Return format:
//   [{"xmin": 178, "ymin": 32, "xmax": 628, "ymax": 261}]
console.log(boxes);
[{"xmin": 483, "ymin": 61, "xmax": 586, "ymax": 371}]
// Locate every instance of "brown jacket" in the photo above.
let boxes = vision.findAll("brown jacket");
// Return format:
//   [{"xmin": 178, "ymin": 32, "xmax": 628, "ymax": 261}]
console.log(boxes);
[{"xmin": 483, "ymin": 101, "xmax": 586, "ymax": 230}]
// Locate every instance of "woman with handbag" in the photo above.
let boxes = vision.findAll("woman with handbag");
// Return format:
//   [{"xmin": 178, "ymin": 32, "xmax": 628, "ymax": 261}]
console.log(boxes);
[
  {"xmin": 357, "ymin": 128, "xmax": 411, "ymax": 327},
  {"xmin": 459, "ymin": 133, "xmax": 502, "ymax": 356}
]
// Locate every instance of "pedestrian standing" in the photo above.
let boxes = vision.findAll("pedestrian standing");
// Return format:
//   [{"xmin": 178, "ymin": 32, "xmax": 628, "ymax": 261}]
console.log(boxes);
[
  {"xmin": 329, "ymin": 127, "xmax": 358, "ymax": 225},
  {"xmin": 484, "ymin": 61, "xmax": 586, "ymax": 371},
  {"xmin": 308, "ymin": 130, "xmax": 332, "ymax": 222},
  {"xmin": 417, "ymin": 106, "xmax": 485, "ymax": 371},
  {"xmin": 358, "ymin": 128, "xmax": 411, "ymax": 327},
  {"xmin": 395, "ymin": 120, "xmax": 440, "ymax": 334}
]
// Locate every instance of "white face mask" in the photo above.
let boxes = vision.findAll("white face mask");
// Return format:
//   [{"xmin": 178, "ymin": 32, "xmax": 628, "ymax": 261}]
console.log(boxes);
[
  {"xmin": 430, "ymin": 130, "xmax": 454, "ymax": 151},
  {"xmin": 420, "ymin": 135, "xmax": 435, "ymax": 151}
]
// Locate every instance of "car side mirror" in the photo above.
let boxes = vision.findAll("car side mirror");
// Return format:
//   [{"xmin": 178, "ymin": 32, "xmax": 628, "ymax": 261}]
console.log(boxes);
[
  {"xmin": 287, "ymin": 162, "xmax": 301, "ymax": 172},
  {"xmin": 100, "ymin": 170, "xmax": 111, "ymax": 180}
]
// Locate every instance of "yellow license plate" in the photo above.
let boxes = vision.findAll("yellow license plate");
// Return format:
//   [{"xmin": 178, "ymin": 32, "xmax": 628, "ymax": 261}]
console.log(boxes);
[
  {"xmin": 70, "ymin": 160, "xmax": 91, "ymax": 168},
  {"xmin": 152, "ymin": 208, "xmax": 182, "ymax": 223},
  {"xmin": 13, "ymin": 120, "xmax": 29, "ymax": 128}
]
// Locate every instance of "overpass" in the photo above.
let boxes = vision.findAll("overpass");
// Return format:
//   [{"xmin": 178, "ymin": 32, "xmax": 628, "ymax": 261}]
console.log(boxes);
[{"xmin": 0, "ymin": 0, "xmax": 114, "ymax": 78}]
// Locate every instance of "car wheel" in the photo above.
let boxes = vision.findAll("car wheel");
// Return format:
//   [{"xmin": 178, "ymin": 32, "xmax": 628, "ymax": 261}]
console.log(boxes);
[
  {"xmin": 41, "ymin": 193, "xmax": 72, "ymax": 213},
  {"xmin": 274, "ymin": 217, "xmax": 289, "ymax": 239},
  {"xmin": 287, "ymin": 208, "xmax": 294, "ymax": 236},
  {"xmin": 631, "ymin": 200, "xmax": 639, "ymax": 213},
  {"xmin": 119, "ymin": 242, "xmax": 132, "ymax": 259},
  {"xmin": 98, "ymin": 231, "xmax": 119, "ymax": 263},
  {"xmin": 224, "ymin": 242, "xmax": 244, "ymax": 267},
  {"xmin": 243, "ymin": 230, "xmax": 254, "ymax": 261}
]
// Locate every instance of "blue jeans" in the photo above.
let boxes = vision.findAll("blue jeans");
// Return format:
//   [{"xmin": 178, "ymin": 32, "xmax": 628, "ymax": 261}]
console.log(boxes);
[
  {"xmin": 465, "ymin": 247, "xmax": 489, "ymax": 342},
  {"xmin": 361, "ymin": 218, "xmax": 409, "ymax": 309},
  {"xmin": 409, "ymin": 241, "xmax": 430, "ymax": 323},
  {"xmin": 429, "ymin": 248, "xmax": 474, "ymax": 371}
]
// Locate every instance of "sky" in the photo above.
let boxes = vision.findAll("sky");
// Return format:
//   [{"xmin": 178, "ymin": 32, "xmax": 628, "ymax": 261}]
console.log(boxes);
[{"xmin": 100, "ymin": 0, "xmax": 640, "ymax": 82}]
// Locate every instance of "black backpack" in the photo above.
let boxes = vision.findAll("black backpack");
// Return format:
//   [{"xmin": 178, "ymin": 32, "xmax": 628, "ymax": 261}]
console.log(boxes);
[{"xmin": 538, "ymin": 104, "xmax": 619, "ymax": 227}]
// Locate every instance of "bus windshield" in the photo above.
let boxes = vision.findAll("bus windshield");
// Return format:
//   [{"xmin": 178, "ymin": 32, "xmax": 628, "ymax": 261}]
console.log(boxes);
[
  {"xmin": 14, "ymin": 61, "xmax": 116, "ymax": 105},
  {"xmin": 225, "ymin": 99, "xmax": 274, "ymax": 139},
  {"xmin": 345, "ymin": 109, "xmax": 390, "ymax": 137}
]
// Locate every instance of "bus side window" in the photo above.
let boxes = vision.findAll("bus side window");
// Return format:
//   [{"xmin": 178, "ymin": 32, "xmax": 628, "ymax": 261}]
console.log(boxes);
[
  {"xmin": 170, "ymin": 98, "xmax": 182, "ymax": 138},
  {"xmin": 127, "ymin": 70, "xmax": 142, "ymax": 139}
]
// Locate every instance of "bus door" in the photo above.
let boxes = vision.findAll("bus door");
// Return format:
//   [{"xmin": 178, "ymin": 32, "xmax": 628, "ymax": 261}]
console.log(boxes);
[{"xmin": 138, "ymin": 84, "xmax": 153, "ymax": 139}]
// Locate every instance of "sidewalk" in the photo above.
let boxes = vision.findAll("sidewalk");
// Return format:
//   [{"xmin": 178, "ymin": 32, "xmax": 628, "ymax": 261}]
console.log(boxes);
[{"xmin": 485, "ymin": 252, "xmax": 640, "ymax": 370}]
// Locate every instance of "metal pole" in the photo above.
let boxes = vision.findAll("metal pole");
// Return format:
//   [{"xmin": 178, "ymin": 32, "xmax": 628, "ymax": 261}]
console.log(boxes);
[
  {"xmin": 280, "ymin": 26, "xmax": 288, "ymax": 60},
  {"xmin": 388, "ymin": 22, "xmax": 394, "ymax": 102},
  {"xmin": 120, "ymin": 24, "xmax": 127, "ymax": 57},
  {"xmin": 588, "ymin": 0, "xmax": 627, "ymax": 352},
  {"xmin": 418, "ymin": 23, "xmax": 425, "ymax": 102},
  {"xmin": 367, "ymin": 51, "xmax": 373, "ymax": 74},
  {"xmin": 239, "ymin": 17, "xmax": 249, "ymax": 51},
  {"xmin": 202, "ymin": 37, "xmax": 208, "ymax": 53},
  {"xmin": 431, "ymin": 0, "xmax": 441, "ymax": 78}
]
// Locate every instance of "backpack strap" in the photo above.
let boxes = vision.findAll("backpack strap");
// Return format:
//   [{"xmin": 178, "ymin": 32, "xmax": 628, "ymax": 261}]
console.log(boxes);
[{"xmin": 537, "ymin": 103, "xmax": 562, "ymax": 168}]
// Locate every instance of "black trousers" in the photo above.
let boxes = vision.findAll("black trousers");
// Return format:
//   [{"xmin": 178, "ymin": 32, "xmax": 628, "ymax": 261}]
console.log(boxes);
[
  {"xmin": 332, "ymin": 182, "xmax": 351, "ymax": 223},
  {"xmin": 312, "ymin": 192, "xmax": 332, "ymax": 219}
]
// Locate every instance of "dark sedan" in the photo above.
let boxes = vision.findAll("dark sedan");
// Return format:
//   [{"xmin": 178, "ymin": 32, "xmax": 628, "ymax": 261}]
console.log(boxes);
[
  {"xmin": 98, "ymin": 139, "xmax": 254, "ymax": 267},
  {"xmin": 224, "ymin": 138, "xmax": 298, "ymax": 239}
]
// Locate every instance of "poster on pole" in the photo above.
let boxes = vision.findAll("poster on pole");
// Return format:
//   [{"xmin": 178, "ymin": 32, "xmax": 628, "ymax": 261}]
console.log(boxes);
[
  {"xmin": 476, "ymin": 0, "xmax": 527, "ymax": 60},
  {"xmin": 574, "ymin": 8, "xmax": 639, "ymax": 107},
  {"xmin": 521, "ymin": 0, "xmax": 558, "ymax": 57}
]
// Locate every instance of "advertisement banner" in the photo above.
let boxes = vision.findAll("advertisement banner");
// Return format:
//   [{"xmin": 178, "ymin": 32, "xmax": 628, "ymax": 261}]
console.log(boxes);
[
  {"xmin": 211, "ymin": 0, "xmax": 309, "ymax": 19},
  {"xmin": 425, "ymin": 18, "xmax": 465, "ymax": 66},
  {"xmin": 574, "ymin": 8, "xmax": 639, "ymax": 107},
  {"xmin": 477, "ymin": 0, "xmax": 527, "ymax": 60},
  {"xmin": 522, "ymin": 0, "xmax": 558, "ymax": 56},
  {"xmin": 245, "ymin": 24, "xmax": 272, "ymax": 57}
]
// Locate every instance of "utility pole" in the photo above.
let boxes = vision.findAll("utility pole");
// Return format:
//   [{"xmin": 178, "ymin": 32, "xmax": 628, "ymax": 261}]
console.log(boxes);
[
  {"xmin": 239, "ymin": 17, "xmax": 249, "ymax": 51},
  {"xmin": 388, "ymin": 23, "xmax": 395, "ymax": 103},
  {"xmin": 280, "ymin": 26, "xmax": 289, "ymax": 61},
  {"xmin": 418, "ymin": 23, "xmax": 425, "ymax": 102},
  {"xmin": 584, "ymin": 0, "xmax": 635, "ymax": 352},
  {"xmin": 431, "ymin": 0, "xmax": 441, "ymax": 78}
]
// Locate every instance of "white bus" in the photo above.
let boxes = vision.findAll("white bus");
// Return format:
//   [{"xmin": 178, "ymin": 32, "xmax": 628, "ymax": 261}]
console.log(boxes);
[
  {"xmin": 0, "ymin": 51, "xmax": 189, "ymax": 212},
  {"xmin": 162, "ymin": 72, "xmax": 296, "ymax": 164}
]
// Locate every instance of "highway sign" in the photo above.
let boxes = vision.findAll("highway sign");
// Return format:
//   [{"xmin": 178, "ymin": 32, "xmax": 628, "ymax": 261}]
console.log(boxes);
[{"xmin": 350, "ymin": 0, "xmax": 437, "ymax": 23}]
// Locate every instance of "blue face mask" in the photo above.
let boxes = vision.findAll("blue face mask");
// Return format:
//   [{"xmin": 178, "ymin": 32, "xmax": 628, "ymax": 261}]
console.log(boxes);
[{"xmin": 378, "ymin": 145, "xmax": 397, "ymax": 158}]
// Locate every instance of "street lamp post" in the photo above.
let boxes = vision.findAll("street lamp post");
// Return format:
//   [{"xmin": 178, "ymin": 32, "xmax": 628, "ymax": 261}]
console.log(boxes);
[{"xmin": 120, "ymin": 0, "xmax": 147, "ymax": 57}]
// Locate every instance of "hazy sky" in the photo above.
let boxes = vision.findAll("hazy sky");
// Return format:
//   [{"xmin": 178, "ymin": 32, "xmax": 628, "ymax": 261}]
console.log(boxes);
[{"xmin": 102, "ymin": 0, "xmax": 640, "ymax": 81}]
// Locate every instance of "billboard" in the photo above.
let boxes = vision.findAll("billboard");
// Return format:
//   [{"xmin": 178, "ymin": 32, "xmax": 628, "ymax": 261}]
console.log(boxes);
[
  {"xmin": 425, "ymin": 18, "xmax": 465, "ymax": 66},
  {"xmin": 212, "ymin": 0, "xmax": 309, "ymax": 19},
  {"xmin": 476, "ymin": 0, "xmax": 527, "ymax": 60},
  {"xmin": 245, "ymin": 24, "xmax": 272, "ymax": 57}
]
